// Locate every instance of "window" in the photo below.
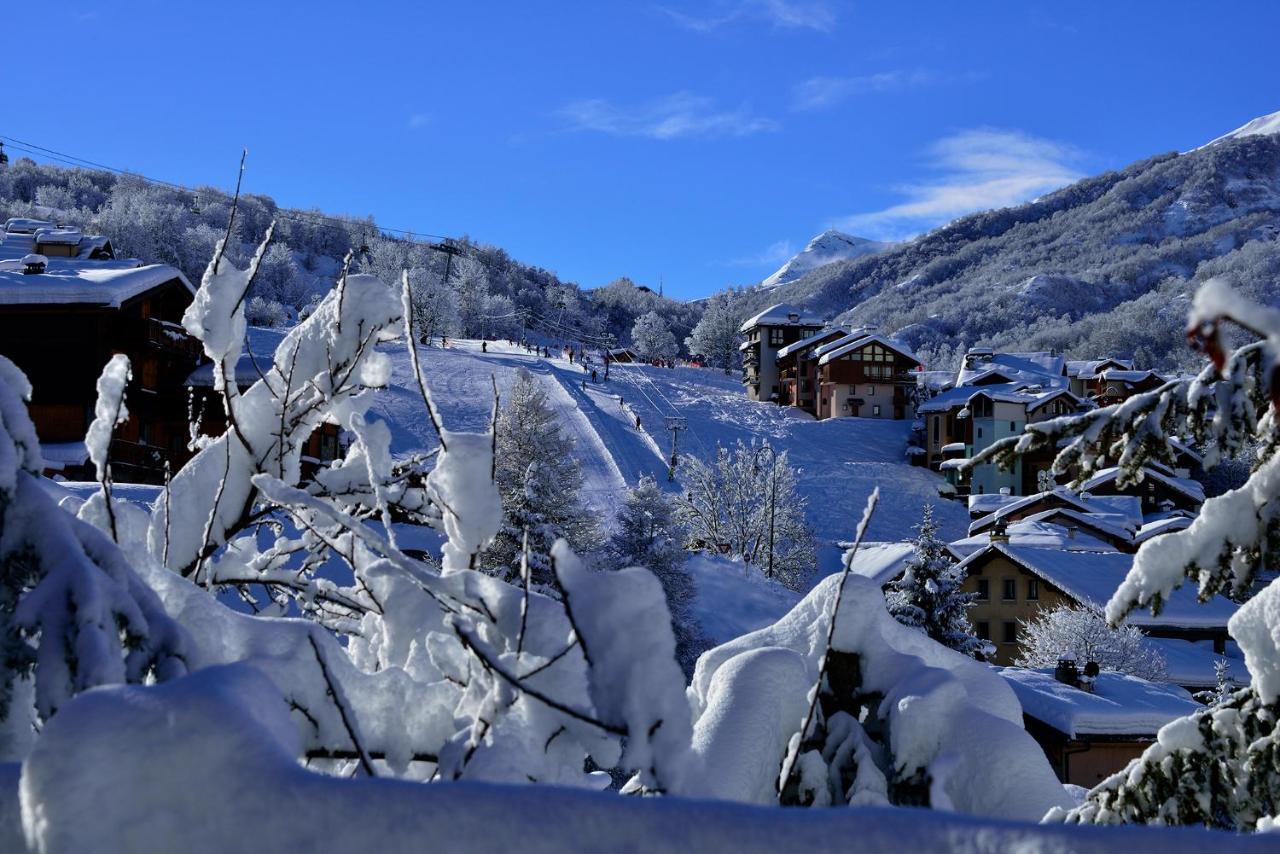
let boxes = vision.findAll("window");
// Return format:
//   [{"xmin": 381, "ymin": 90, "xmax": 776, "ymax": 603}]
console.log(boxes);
[
  {"xmin": 768, "ymin": 328, "xmax": 786, "ymax": 346},
  {"xmin": 1009, "ymin": 421, "xmax": 1016, "ymax": 431},
  {"xmin": 1002, "ymin": 622, "xmax": 1017, "ymax": 644},
  {"xmin": 1002, "ymin": 579, "xmax": 1016, "ymax": 601},
  {"xmin": 976, "ymin": 579, "xmax": 990, "ymax": 601},
  {"xmin": 976, "ymin": 621, "xmax": 991, "ymax": 641},
  {"xmin": 1026, "ymin": 579, "xmax": 1039, "ymax": 600},
  {"xmin": 976, "ymin": 427, "xmax": 983, "ymax": 439},
  {"xmin": 872, "ymin": 405, "xmax": 881, "ymax": 417},
  {"xmin": 865, "ymin": 386, "xmax": 875, "ymax": 396},
  {"xmin": 932, "ymin": 416, "xmax": 940, "ymax": 436}
]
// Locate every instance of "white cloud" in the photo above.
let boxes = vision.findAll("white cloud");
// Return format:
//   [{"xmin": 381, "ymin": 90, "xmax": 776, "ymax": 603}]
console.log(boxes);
[
  {"xmin": 835, "ymin": 128, "xmax": 1086, "ymax": 239},
  {"xmin": 727, "ymin": 239, "xmax": 796, "ymax": 267},
  {"xmin": 791, "ymin": 69, "xmax": 936, "ymax": 111},
  {"xmin": 558, "ymin": 92, "xmax": 778, "ymax": 140},
  {"xmin": 407, "ymin": 114, "xmax": 430, "ymax": 129},
  {"xmin": 659, "ymin": 0, "xmax": 836, "ymax": 33}
]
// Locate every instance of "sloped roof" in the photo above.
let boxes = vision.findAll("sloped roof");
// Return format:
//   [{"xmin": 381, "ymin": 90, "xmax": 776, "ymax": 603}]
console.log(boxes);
[
  {"xmin": 738, "ymin": 302, "xmax": 824, "ymax": 332},
  {"xmin": 957, "ymin": 351, "xmax": 1068, "ymax": 389},
  {"xmin": 817, "ymin": 333, "xmax": 920, "ymax": 367},
  {"xmin": 1065, "ymin": 358, "xmax": 1132, "ymax": 379},
  {"xmin": 0, "ymin": 261, "xmax": 194, "ymax": 307},
  {"xmin": 1081, "ymin": 466, "xmax": 1205, "ymax": 505},
  {"xmin": 837, "ymin": 541, "xmax": 916, "ymax": 586},
  {"xmin": 998, "ymin": 668, "xmax": 1200, "ymax": 738},
  {"xmin": 957, "ymin": 543, "xmax": 1237, "ymax": 630},
  {"xmin": 775, "ymin": 326, "xmax": 848, "ymax": 359}
]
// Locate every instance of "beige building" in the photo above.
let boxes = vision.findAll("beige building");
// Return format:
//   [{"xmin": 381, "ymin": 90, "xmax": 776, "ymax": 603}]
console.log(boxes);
[{"xmin": 738, "ymin": 303, "xmax": 823, "ymax": 402}]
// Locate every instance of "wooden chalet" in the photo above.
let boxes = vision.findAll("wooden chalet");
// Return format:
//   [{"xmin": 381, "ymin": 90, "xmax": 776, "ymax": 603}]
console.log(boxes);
[{"xmin": 0, "ymin": 227, "xmax": 203, "ymax": 484}]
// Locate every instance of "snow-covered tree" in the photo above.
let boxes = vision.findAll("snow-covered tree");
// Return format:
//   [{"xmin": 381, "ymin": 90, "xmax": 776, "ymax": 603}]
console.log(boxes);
[
  {"xmin": 685, "ymin": 289, "xmax": 746, "ymax": 373},
  {"xmin": 605, "ymin": 477, "xmax": 707, "ymax": 674},
  {"xmin": 483, "ymin": 369, "xmax": 599, "ymax": 585},
  {"xmin": 631, "ymin": 311, "xmax": 678, "ymax": 363},
  {"xmin": 886, "ymin": 504, "xmax": 981, "ymax": 656},
  {"xmin": 1014, "ymin": 604, "xmax": 1167, "ymax": 681},
  {"xmin": 0, "ymin": 354, "xmax": 188, "ymax": 732},
  {"xmin": 676, "ymin": 440, "xmax": 815, "ymax": 591},
  {"xmin": 969, "ymin": 277, "xmax": 1280, "ymax": 832},
  {"xmin": 407, "ymin": 265, "xmax": 459, "ymax": 344},
  {"xmin": 453, "ymin": 255, "xmax": 491, "ymax": 338}
]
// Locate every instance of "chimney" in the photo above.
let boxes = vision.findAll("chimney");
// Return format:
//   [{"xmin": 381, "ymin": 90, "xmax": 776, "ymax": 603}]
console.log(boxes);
[
  {"xmin": 1054, "ymin": 658, "xmax": 1080, "ymax": 688},
  {"xmin": 990, "ymin": 517, "xmax": 1010, "ymax": 542},
  {"xmin": 21, "ymin": 253, "xmax": 47, "ymax": 275}
]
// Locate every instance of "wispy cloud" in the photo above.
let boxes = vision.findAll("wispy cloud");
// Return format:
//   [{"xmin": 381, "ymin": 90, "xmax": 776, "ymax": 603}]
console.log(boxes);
[
  {"xmin": 726, "ymin": 239, "xmax": 796, "ymax": 267},
  {"xmin": 558, "ymin": 92, "xmax": 778, "ymax": 140},
  {"xmin": 835, "ymin": 128, "xmax": 1086, "ymax": 240},
  {"xmin": 407, "ymin": 113, "xmax": 430, "ymax": 129},
  {"xmin": 791, "ymin": 69, "xmax": 937, "ymax": 111},
  {"xmin": 659, "ymin": 0, "xmax": 836, "ymax": 33}
]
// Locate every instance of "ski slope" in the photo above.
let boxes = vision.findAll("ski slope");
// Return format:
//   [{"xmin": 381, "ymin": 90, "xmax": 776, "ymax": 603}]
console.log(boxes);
[{"xmin": 248, "ymin": 329, "xmax": 966, "ymax": 575}]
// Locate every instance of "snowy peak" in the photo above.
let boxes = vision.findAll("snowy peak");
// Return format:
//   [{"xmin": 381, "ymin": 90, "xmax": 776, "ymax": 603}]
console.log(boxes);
[
  {"xmin": 762, "ymin": 229, "xmax": 890, "ymax": 288},
  {"xmin": 1201, "ymin": 108, "xmax": 1280, "ymax": 148}
]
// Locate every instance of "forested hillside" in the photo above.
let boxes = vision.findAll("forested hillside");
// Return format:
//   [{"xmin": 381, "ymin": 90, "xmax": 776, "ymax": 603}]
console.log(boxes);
[
  {"xmin": 0, "ymin": 156, "xmax": 699, "ymax": 346},
  {"xmin": 745, "ymin": 129, "xmax": 1280, "ymax": 370}
]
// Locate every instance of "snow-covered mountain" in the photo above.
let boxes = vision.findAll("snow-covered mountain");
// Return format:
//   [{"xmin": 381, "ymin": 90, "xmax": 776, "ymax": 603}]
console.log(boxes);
[
  {"xmin": 743, "ymin": 109, "xmax": 1280, "ymax": 369},
  {"xmin": 1201, "ymin": 108, "xmax": 1280, "ymax": 148},
  {"xmin": 761, "ymin": 229, "xmax": 890, "ymax": 288}
]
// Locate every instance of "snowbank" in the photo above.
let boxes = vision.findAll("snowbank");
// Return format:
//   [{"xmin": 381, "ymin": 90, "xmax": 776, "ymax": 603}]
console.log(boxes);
[
  {"xmin": 688, "ymin": 573, "xmax": 1074, "ymax": 821},
  {"xmin": 10, "ymin": 664, "xmax": 1260, "ymax": 854}
]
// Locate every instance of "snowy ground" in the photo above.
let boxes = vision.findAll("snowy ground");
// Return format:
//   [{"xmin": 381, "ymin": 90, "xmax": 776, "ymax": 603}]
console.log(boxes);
[{"xmin": 245, "ymin": 330, "xmax": 965, "ymax": 639}]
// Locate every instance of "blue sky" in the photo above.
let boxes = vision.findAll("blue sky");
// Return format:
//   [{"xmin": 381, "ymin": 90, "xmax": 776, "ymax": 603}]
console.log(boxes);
[{"xmin": 5, "ymin": 1, "xmax": 1279, "ymax": 299}]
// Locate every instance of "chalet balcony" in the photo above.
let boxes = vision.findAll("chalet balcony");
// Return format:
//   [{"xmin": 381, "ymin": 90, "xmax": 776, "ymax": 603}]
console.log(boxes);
[{"xmin": 144, "ymin": 317, "xmax": 205, "ymax": 359}]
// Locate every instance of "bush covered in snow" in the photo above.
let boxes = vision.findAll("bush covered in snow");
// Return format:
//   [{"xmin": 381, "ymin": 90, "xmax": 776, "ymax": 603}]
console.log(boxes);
[{"xmin": 1015, "ymin": 604, "xmax": 1168, "ymax": 682}]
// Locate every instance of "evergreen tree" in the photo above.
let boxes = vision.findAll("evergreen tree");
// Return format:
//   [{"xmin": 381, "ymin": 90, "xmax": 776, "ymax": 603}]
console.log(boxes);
[
  {"xmin": 483, "ymin": 369, "xmax": 599, "ymax": 586},
  {"xmin": 886, "ymin": 504, "xmax": 982, "ymax": 656},
  {"xmin": 605, "ymin": 476, "xmax": 708, "ymax": 675}
]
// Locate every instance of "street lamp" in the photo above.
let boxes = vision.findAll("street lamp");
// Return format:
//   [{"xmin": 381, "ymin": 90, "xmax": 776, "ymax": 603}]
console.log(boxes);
[{"xmin": 753, "ymin": 443, "xmax": 778, "ymax": 580}]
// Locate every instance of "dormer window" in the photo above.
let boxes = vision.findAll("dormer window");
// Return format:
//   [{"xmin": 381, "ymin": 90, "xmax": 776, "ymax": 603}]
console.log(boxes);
[{"xmin": 787, "ymin": 312, "xmax": 800, "ymax": 323}]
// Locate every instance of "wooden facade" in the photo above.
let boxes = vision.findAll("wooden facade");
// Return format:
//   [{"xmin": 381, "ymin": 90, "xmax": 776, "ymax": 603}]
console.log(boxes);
[
  {"xmin": 0, "ymin": 278, "xmax": 203, "ymax": 484},
  {"xmin": 815, "ymin": 339, "xmax": 919, "ymax": 420}
]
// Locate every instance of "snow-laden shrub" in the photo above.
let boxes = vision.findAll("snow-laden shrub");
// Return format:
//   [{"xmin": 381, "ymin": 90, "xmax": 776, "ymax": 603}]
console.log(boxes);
[
  {"xmin": 0, "ymin": 355, "xmax": 188, "ymax": 734},
  {"xmin": 1015, "ymin": 604, "xmax": 1168, "ymax": 682},
  {"xmin": 685, "ymin": 570, "xmax": 1072, "ymax": 820}
]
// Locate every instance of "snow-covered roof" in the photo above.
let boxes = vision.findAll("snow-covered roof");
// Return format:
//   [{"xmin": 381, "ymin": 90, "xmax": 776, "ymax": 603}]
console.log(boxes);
[
  {"xmin": 0, "ymin": 261, "xmax": 194, "ymax": 308},
  {"xmin": 947, "ymin": 518, "xmax": 1120, "ymax": 559},
  {"xmin": 1099, "ymin": 369, "xmax": 1163, "ymax": 385},
  {"xmin": 775, "ymin": 326, "xmax": 847, "ymax": 359},
  {"xmin": 968, "ymin": 489, "xmax": 1145, "ymax": 536},
  {"xmin": 968, "ymin": 492, "xmax": 1018, "ymax": 517},
  {"xmin": 998, "ymin": 668, "xmax": 1200, "ymax": 738},
  {"xmin": 958, "ymin": 543, "xmax": 1237, "ymax": 630},
  {"xmin": 1145, "ymin": 637, "xmax": 1250, "ymax": 690},
  {"xmin": 4, "ymin": 218, "xmax": 54, "ymax": 234},
  {"xmin": 940, "ymin": 441, "xmax": 966, "ymax": 453},
  {"xmin": 1134, "ymin": 515, "xmax": 1193, "ymax": 545},
  {"xmin": 33, "ymin": 227, "xmax": 83, "ymax": 246},
  {"xmin": 737, "ymin": 303, "xmax": 823, "ymax": 332},
  {"xmin": 917, "ymin": 381, "xmax": 1029, "ymax": 414},
  {"xmin": 957, "ymin": 351, "xmax": 1067, "ymax": 389},
  {"xmin": 1080, "ymin": 466, "xmax": 1205, "ymax": 505},
  {"xmin": 839, "ymin": 541, "xmax": 916, "ymax": 586},
  {"xmin": 185, "ymin": 351, "xmax": 270, "ymax": 388},
  {"xmin": 817, "ymin": 333, "xmax": 919, "ymax": 367},
  {"xmin": 1065, "ymin": 358, "xmax": 1132, "ymax": 379},
  {"xmin": 39, "ymin": 441, "xmax": 88, "ymax": 470}
]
